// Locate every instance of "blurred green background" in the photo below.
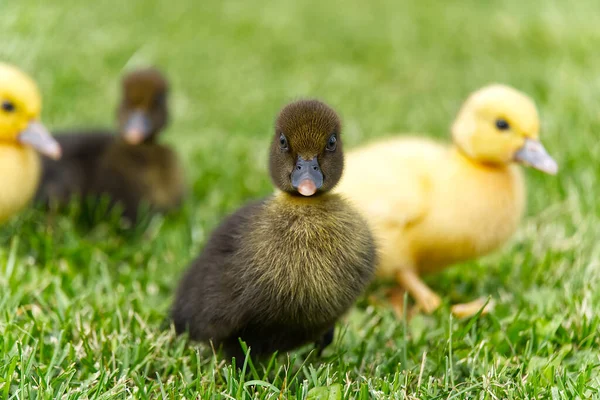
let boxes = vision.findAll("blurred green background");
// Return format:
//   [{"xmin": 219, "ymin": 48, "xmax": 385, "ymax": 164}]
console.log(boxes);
[{"xmin": 1, "ymin": 0, "xmax": 599, "ymax": 398}]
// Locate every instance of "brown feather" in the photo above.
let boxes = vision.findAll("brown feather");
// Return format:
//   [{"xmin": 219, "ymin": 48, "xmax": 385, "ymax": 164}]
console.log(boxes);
[{"xmin": 35, "ymin": 68, "xmax": 185, "ymax": 222}]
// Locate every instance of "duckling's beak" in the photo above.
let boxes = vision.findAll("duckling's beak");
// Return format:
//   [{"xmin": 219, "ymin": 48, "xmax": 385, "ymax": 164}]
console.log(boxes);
[
  {"xmin": 514, "ymin": 139, "xmax": 558, "ymax": 175},
  {"xmin": 18, "ymin": 121, "xmax": 62, "ymax": 160},
  {"xmin": 291, "ymin": 156, "xmax": 324, "ymax": 196},
  {"xmin": 123, "ymin": 111, "xmax": 152, "ymax": 144}
]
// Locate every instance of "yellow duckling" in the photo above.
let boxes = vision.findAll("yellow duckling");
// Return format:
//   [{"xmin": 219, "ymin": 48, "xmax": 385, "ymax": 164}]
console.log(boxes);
[
  {"xmin": 0, "ymin": 63, "xmax": 61, "ymax": 223},
  {"xmin": 336, "ymin": 84, "xmax": 557, "ymax": 317}
]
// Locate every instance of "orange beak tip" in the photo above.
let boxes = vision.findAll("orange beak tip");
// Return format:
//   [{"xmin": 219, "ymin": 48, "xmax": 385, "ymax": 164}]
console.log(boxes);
[
  {"xmin": 48, "ymin": 145, "xmax": 62, "ymax": 160},
  {"xmin": 297, "ymin": 179, "xmax": 317, "ymax": 196},
  {"xmin": 124, "ymin": 130, "xmax": 144, "ymax": 145}
]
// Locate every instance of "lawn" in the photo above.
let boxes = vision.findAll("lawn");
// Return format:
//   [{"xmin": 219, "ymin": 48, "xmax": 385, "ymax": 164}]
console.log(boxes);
[{"xmin": 1, "ymin": 0, "xmax": 600, "ymax": 398}]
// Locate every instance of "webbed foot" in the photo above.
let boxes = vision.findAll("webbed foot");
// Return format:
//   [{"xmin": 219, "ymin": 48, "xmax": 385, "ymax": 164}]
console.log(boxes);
[
  {"xmin": 396, "ymin": 269, "xmax": 441, "ymax": 314},
  {"xmin": 451, "ymin": 297, "xmax": 494, "ymax": 318}
]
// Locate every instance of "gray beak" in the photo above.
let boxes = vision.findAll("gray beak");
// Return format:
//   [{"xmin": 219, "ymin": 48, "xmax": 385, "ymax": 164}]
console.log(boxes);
[
  {"xmin": 18, "ymin": 121, "xmax": 62, "ymax": 160},
  {"xmin": 123, "ymin": 111, "xmax": 152, "ymax": 144},
  {"xmin": 514, "ymin": 139, "xmax": 558, "ymax": 175},
  {"xmin": 291, "ymin": 156, "xmax": 324, "ymax": 196}
]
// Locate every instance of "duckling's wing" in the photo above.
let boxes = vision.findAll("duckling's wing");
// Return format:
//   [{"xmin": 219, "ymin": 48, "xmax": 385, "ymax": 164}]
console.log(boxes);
[
  {"xmin": 90, "ymin": 143, "xmax": 185, "ymax": 220},
  {"xmin": 138, "ymin": 144, "xmax": 186, "ymax": 211},
  {"xmin": 171, "ymin": 200, "xmax": 266, "ymax": 343},
  {"xmin": 36, "ymin": 130, "xmax": 114, "ymax": 205},
  {"xmin": 364, "ymin": 173, "xmax": 431, "ymax": 229}
]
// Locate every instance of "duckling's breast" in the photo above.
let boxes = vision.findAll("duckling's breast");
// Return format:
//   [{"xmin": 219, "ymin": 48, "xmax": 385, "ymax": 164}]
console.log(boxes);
[
  {"xmin": 101, "ymin": 143, "xmax": 185, "ymax": 210},
  {"xmin": 139, "ymin": 152, "xmax": 185, "ymax": 209},
  {"xmin": 239, "ymin": 193, "xmax": 376, "ymax": 326},
  {"xmin": 414, "ymin": 153, "xmax": 526, "ymax": 273},
  {"xmin": 0, "ymin": 145, "xmax": 40, "ymax": 222}
]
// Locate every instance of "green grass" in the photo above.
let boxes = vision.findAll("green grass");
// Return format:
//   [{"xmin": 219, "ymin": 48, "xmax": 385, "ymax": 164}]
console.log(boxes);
[{"xmin": 1, "ymin": 0, "xmax": 600, "ymax": 398}]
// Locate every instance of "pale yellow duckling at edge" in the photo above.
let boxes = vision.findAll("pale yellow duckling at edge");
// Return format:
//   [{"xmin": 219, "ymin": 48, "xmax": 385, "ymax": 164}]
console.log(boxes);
[
  {"xmin": 0, "ymin": 63, "xmax": 61, "ymax": 223},
  {"xmin": 336, "ymin": 84, "xmax": 557, "ymax": 318}
]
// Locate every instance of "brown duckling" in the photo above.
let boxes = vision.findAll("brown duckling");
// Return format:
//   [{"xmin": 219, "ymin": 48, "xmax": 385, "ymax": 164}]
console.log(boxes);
[
  {"xmin": 36, "ymin": 68, "xmax": 185, "ymax": 222},
  {"xmin": 171, "ymin": 100, "xmax": 376, "ymax": 360}
]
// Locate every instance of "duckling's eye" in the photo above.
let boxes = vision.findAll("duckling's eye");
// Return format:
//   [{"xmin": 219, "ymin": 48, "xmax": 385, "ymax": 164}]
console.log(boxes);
[
  {"xmin": 326, "ymin": 134, "xmax": 337, "ymax": 151},
  {"xmin": 495, "ymin": 118, "xmax": 510, "ymax": 131},
  {"xmin": 279, "ymin": 133, "xmax": 289, "ymax": 151},
  {"xmin": 154, "ymin": 93, "xmax": 166, "ymax": 107},
  {"xmin": 1, "ymin": 101, "xmax": 15, "ymax": 113}
]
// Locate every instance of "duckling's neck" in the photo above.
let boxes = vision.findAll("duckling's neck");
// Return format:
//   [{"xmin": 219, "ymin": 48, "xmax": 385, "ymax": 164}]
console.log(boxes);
[
  {"xmin": 273, "ymin": 189, "xmax": 334, "ymax": 206},
  {"xmin": 115, "ymin": 135, "xmax": 158, "ymax": 146},
  {"xmin": 451, "ymin": 146, "xmax": 512, "ymax": 172}
]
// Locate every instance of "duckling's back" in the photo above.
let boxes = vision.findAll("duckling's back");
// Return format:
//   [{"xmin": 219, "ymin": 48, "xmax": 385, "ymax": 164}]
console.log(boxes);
[
  {"xmin": 337, "ymin": 136, "xmax": 525, "ymax": 276},
  {"xmin": 36, "ymin": 130, "xmax": 114, "ymax": 206},
  {"xmin": 172, "ymin": 192, "xmax": 375, "ymax": 358}
]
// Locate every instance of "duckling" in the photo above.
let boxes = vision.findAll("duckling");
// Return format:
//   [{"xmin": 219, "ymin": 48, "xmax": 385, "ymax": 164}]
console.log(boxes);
[
  {"xmin": 336, "ymin": 84, "xmax": 557, "ymax": 318},
  {"xmin": 0, "ymin": 63, "xmax": 61, "ymax": 224},
  {"xmin": 171, "ymin": 100, "xmax": 376, "ymax": 359},
  {"xmin": 36, "ymin": 68, "xmax": 184, "ymax": 222}
]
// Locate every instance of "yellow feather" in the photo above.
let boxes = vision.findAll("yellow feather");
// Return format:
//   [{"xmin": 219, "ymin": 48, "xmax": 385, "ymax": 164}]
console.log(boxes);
[
  {"xmin": 0, "ymin": 145, "xmax": 40, "ymax": 223},
  {"xmin": 0, "ymin": 63, "xmax": 47, "ymax": 223}
]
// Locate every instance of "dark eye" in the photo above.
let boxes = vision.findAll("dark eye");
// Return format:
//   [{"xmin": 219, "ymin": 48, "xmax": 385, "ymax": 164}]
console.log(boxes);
[
  {"xmin": 326, "ymin": 134, "xmax": 337, "ymax": 151},
  {"xmin": 1, "ymin": 101, "xmax": 15, "ymax": 112},
  {"xmin": 279, "ymin": 133, "xmax": 288, "ymax": 150},
  {"xmin": 154, "ymin": 93, "xmax": 166, "ymax": 107},
  {"xmin": 495, "ymin": 118, "xmax": 510, "ymax": 131}
]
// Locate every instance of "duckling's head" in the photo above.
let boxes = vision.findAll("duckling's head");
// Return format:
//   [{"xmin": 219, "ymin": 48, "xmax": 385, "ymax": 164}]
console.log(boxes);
[
  {"xmin": 270, "ymin": 100, "xmax": 343, "ymax": 196},
  {"xmin": 451, "ymin": 84, "xmax": 557, "ymax": 174},
  {"xmin": 117, "ymin": 68, "xmax": 169, "ymax": 144},
  {"xmin": 0, "ymin": 63, "xmax": 61, "ymax": 159}
]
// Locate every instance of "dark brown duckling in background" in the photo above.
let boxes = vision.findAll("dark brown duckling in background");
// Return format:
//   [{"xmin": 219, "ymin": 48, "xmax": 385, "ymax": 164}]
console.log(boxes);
[
  {"xmin": 171, "ymin": 100, "xmax": 376, "ymax": 360},
  {"xmin": 36, "ymin": 68, "xmax": 185, "ymax": 222}
]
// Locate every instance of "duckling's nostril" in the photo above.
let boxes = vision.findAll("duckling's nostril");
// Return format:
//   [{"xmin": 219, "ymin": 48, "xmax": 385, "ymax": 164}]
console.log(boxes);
[
  {"xmin": 313, "ymin": 166, "xmax": 319, "ymax": 171},
  {"xmin": 296, "ymin": 165, "xmax": 302, "ymax": 170}
]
